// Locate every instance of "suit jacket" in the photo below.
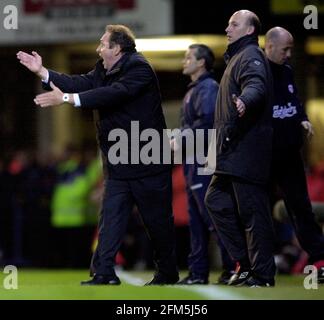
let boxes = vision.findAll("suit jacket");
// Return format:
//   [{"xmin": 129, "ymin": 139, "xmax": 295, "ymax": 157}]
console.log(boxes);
[{"xmin": 44, "ymin": 51, "xmax": 171, "ymax": 179}]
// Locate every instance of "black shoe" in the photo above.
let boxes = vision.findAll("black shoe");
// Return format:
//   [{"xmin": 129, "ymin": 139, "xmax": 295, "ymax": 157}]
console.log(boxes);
[
  {"xmin": 177, "ymin": 274, "xmax": 208, "ymax": 285},
  {"xmin": 313, "ymin": 260, "xmax": 324, "ymax": 284},
  {"xmin": 216, "ymin": 270, "xmax": 235, "ymax": 285},
  {"xmin": 227, "ymin": 266, "xmax": 251, "ymax": 286},
  {"xmin": 243, "ymin": 276, "xmax": 275, "ymax": 287},
  {"xmin": 145, "ymin": 273, "xmax": 179, "ymax": 286},
  {"xmin": 80, "ymin": 274, "xmax": 121, "ymax": 286}
]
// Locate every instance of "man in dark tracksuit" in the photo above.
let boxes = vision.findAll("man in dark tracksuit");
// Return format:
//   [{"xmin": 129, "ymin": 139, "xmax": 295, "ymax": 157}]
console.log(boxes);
[
  {"xmin": 17, "ymin": 24, "xmax": 178, "ymax": 285},
  {"xmin": 175, "ymin": 44, "xmax": 234, "ymax": 285},
  {"xmin": 265, "ymin": 26, "xmax": 324, "ymax": 283},
  {"xmin": 205, "ymin": 10, "xmax": 276, "ymax": 287}
]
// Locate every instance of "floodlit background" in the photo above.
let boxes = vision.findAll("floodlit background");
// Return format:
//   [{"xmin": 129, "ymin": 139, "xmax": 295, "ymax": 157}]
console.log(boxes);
[{"xmin": 0, "ymin": 0, "xmax": 324, "ymax": 299}]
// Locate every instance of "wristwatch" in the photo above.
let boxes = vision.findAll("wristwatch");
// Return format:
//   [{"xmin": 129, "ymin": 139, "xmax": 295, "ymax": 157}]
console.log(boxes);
[{"xmin": 62, "ymin": 93, "xmax": 69, "ymax": 103}]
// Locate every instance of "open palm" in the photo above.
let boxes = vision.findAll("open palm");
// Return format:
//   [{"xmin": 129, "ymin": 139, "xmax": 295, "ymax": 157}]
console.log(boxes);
[{"xmin": 17, "ymin": 51, "xmax": 43, "ymax": 74}]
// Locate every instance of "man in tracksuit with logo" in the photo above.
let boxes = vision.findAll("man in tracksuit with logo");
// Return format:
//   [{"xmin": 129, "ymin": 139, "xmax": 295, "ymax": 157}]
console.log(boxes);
[{"xmin": 265, "ymin": 26, "xmax": 324, "ymax": 283}]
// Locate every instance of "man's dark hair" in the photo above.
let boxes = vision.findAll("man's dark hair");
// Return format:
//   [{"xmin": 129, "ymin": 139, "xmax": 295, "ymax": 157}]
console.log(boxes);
[
  {"xmin": 189, "ymin": 44, "xmax": 215, "ymax": 71},
  {"xmin": 105, "ymin": 24, "xmax": 136, "ymax": 52},
  {"xmin": 247, "ymin": 13, "xmax": 261, "ymax": 36}
]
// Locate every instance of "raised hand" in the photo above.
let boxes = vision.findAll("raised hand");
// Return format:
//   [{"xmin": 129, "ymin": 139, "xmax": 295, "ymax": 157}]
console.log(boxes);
[{"xmin": 16, "ymin": 51, "xmax": 45, "ymax": 76}]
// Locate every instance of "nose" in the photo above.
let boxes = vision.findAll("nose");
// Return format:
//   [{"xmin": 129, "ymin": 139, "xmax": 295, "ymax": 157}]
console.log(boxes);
[
  {"xmin": 286, "ymin": 49, "xmax": 292, "ymax": 59},
  {"xmin": 225, "ymin": 25, "xmax": 230, "ymax": 33}
]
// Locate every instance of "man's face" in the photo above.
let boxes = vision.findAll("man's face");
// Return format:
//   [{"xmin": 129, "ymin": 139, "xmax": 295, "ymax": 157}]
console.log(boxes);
[
  {"xmin": 182, "ymin": 48, "xmax": 202, "ymax": 77},
  {"xmin": 225, "ymin": 12, "xmax": 253, "ymax": 44},
  {"xmin": 267, "ymin": 35, "xmax": 294, "ymax": 65},
  {"xmin": 96, "ymin": 32, "xmax": 117, "ymax": 70}
]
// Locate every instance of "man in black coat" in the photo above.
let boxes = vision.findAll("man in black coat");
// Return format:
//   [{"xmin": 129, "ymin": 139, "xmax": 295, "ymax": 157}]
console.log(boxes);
[
  {"xmin": 205, "ymin": 10, "xmax": 276, "ymax": 287},
  {"xmin": 265, "ymin": 26, "xmax": 324, "ymax": 283},
  {"xmin": 17, "ymin": 24, "xmax": 178, "ymax": 285}
]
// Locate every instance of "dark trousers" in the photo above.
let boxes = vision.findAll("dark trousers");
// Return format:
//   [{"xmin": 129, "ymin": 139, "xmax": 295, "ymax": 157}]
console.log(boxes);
[
  {"xmin": 91, "ymin": 170, "xmax": 178, "ymax": 277},
  {"xmin": 186, "ymin": 174, "xmax": 234, "ymax": 277},
  {"xmin": 272, "ymin": 150, "xmax": 324, "ymax": 263},
  {"xmin": 205, "ymin": 174, "xmax": 276, "ymax": 280}
]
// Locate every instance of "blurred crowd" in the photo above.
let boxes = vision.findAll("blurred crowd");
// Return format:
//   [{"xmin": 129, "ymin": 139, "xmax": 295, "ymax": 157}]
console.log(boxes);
[{"xmin": 0, "ymin": 145, "xmax": 101, "ymax": 268}]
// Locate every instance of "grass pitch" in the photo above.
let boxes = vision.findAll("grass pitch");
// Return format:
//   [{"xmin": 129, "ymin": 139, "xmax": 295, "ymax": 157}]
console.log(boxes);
[{"xmin": 0, "ymin": 269, "xmax": 323, "ymax": 300}]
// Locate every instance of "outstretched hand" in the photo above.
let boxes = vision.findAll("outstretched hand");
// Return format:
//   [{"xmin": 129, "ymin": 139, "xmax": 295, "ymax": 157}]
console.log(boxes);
[
  {"xmin": 34, "ymin": 82, "xmax": 64, "ymax": 108},
  {"xmin": 17, "ymin": 51, "xmax": 43, "ymax": 75}
]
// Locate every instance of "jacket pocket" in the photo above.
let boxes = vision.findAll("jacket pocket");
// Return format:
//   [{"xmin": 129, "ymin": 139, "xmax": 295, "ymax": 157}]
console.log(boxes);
[{"xmin": 217, "ymin": 123, "xmax": 237, "ymax": 153}]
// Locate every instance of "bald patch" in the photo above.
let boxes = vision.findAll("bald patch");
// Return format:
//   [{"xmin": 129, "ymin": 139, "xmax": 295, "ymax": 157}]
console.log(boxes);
[
  {"xmin": 233, "ymin": 10, "xmax": 261, "ymax": 35},
  {"xmin": 234, "ymin": 9, "xmax": 256, "ymax": 20},
  {"xmin": 265, "ymin": 26, "xmax": 294, "ymax": 64},
  {"xmin": 266, "ymin": 27, "xmax": 293, "ymax": 44}
]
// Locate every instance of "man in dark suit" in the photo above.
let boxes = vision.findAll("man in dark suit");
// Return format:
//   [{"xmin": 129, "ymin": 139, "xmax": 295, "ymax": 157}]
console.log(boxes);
[{"xmin": 17, "ymin": 24, "xmax": 178, "ymax": 285}]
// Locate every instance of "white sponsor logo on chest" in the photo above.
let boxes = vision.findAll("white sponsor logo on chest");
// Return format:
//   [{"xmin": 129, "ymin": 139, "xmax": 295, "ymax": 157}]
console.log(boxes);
[{"xmin": 273, "ymin": 103, "xmax": 297, "ymax": 119}]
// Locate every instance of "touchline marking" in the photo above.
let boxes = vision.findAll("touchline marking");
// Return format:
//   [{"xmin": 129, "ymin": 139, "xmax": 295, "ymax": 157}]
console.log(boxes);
[
  {"xmin": 179, "ymin": 285, "xmax": 244, "ymax": 300},
  {"xmin": 117, "ymin": 270, "xmax": 244, "ymax": 300},
  {"xmin": 117, "ymin": 270, "xmax": 146, "ymax": 286}
]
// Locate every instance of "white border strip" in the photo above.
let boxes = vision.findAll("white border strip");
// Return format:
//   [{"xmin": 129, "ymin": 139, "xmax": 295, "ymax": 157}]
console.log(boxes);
[{"xmin": 117, "ymin": 270, "xmax": 244, "ymax": 300}]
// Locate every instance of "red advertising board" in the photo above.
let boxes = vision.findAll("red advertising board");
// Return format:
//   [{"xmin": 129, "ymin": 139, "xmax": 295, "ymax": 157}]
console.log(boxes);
[{"xmin": 24, "ymin": 0, "xmax": 134, "ymax": 13}]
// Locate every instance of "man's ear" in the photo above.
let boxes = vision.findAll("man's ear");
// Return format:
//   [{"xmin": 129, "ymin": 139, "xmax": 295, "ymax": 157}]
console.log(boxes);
[
  {"xmin": 197, "ymin": 58, "xmax": 205, "ymax": 68},
  {"xmin": 246, "ymin": 25, "xmax": 255, "ymax": 35},
  {"xmin": 114, "ymin": 44, "xmax": 122, "ymax": 56},
  {"xmin": 265, "ymin": 41, "xmax": 274, "ymax": 52}
]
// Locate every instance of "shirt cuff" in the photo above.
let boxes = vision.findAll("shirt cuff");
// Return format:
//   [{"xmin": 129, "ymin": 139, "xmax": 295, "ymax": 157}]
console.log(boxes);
[
  {"xmin": 41, "ymin": 70, "xmax": 49, "ymax": 83},
  {"xmin": 73, "ymin": 94, "xmax": 81, "ymax": 107}
]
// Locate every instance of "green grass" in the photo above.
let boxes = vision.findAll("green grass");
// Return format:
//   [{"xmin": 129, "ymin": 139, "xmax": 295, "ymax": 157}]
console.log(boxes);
[{"xmin": 0, "ymin": 269, "xmax": 322, "ymax": 300}]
